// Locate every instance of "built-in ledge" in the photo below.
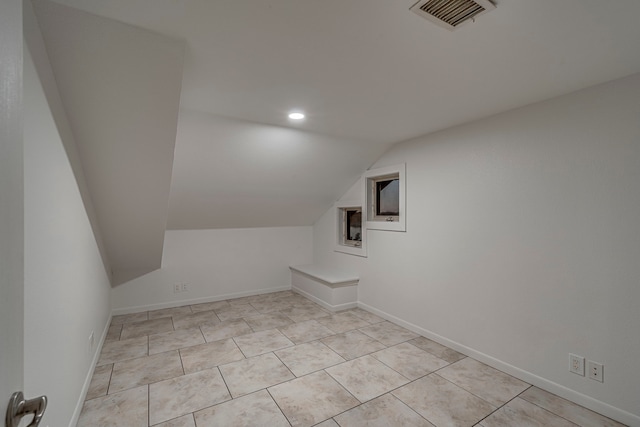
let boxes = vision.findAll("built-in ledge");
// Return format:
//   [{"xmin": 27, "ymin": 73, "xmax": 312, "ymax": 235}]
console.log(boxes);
[{"xmin": 289, "ymin": 265, "xmax": 358, "ymax": 312}]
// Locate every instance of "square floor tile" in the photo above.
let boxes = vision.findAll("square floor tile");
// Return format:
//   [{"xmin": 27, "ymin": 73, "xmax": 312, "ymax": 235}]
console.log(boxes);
[
  {"xmin": 233, "ymin": 328, "xmax": 294, "ymax": 357},
  {"xmin": 269, "ymin": 370, "xmax": 359, "ymax": 427},
  {"xmin": 148, "ymin": 305, "xmax": 193, "ymax": 320},
  {"xmin": 97, "ymin": 336, "xmax": 148, "ymax": 366},
  {"xmin": 278, "ymin": 319, "xmax": 335, "ymax": 344},
  {"xmin": 275, "ymin": 341, "xmax": 345, "ymax": 377},
  {"xmin": 520, "ymin": 386, "xmax": 626, "ymax": 427},
  {"xmin": 86, "ymin": 364, "xmax": 112, "ymax": 400},
  {"xmin": 316, "ymin": 312, "xmax": 371, "ymax": 333},
  {"xmin": 149, "ymin": 328, "xmax": 205, "ymax": 355},
  {"xmin": 245, "ymin": 312, "xmax": 294, "ymax": 332},
  {"xmin": 410, "ymin": 336, "xmax": 466, "ymax": 363},
  {"xmin": 78, "ymin": 385, "xmax": 147, "ymax": 427},
  {"xmin": 227, "ymin": 296, "xmax": 256, "ymax": 306},
  {"xmin": 438, "ymin": 357, "xmax": 529, "ymax": 406},
  {"xmin": 152, "ymin": 414, "xmax": 195, "ymax": 427},
  {"xmin": 194, "ymin": 389, "xmax": 290, "ymax": 427},
  {"xmin": 372, "ymin": 342, "xmax": 449, "ymax": 380},
  {"xmin": 481, "ymin": 397, "xmax": 576, "ymax": 427},
  {"xmin": 393, "ymin": 374, "xmax": 495, "ymax": 427},
  {"xmin": 346, "ymin": 308, "xmax": 385, "ymax": 324},
  {"xmin": 200, "ymin": 319, "xmax": 253, "ymax": 342},
  {"xmin": 248, "ymin": 292, "xmax": 279, "ymax": 302},
  {"xmin": 279, "ymin": 305, "xmax": 331, "ymax": 322},
  {"xmin": 280, "ymin": 293, "xmax": 311, "ymax": 305},
  {"xmin": 105, "ymin": 323, "xmax": 122, "ymax": 342},
  {"xmin": 334, "ymin": 393, "xmax": 434, "ymax": 427},
  {"xmin": 190, "ymin": 300, "xmax": 230, "ymax": 313},
  {"xmin": 315, "ymin": 420, "xmax": 339, "ymax": 427},
  {"xmin": 172, "ymin": 310, "xmax": 220, "ymax": 330},
  {"xmin": 219, "ymin": 352, "xmax": 295, "ymax": 397},
  {"xmin": 321, "ymin": 330, "xmax": 386, "ymax": 360},
  {"xmin": 250, "ymin": 299, "xmax": 292, "ymax": 313},
  {"xmin": 179, "ymin": 338, "xmax": 245, "ymax": 374},
  {"xmin": 215, "ymin": 304, "xmax": 261, "ymax": 321},
  {"xmin": 121, "ymin": 317, "xmax": 174, "ymax": 339},
  {"xmin": 109, "ymin": 351, "xmax": 183, "ymax": 393},
  {"xmin": 149, "ymin": 367, "xmax": 231, "ymax": 425},
  {"xmin": 358, "ymin": 321, "xmax": 419, "ymax": 346},
  {"xmin": 111, "ymin": 312, "xmax": 148, "ymax": 325},
  {"xmin": 326, "ymin": 355, "xmax": 409, "ymax": 402}
]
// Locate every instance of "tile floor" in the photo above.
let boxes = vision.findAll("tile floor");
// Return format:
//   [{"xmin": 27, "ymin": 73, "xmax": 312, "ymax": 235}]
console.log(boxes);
[{"xmin": 79, "ymin": 291, "xmax": 625, "ymax": 427}]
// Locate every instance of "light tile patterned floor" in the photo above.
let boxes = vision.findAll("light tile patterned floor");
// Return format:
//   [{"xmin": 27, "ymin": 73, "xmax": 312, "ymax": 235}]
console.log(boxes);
[{"xmin": 78, "ymin": 291, "xmax": 626, "ymax": 427}]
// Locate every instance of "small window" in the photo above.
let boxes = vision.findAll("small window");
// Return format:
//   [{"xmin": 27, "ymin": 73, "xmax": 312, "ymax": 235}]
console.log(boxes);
[
  {"xmin": 363, "ymin": 164, "xmax": 406, "ymax": 232},
  {"xmin": 374, "ymin": 177, "xmax": 400, "ymax": 219},
  {"xmin": 335, "ymin": 201, "xmax": 367, "ymax": 257},
  {"xmin": 344, "ymin": 208, "xmax": 362, "ymax": 246}
]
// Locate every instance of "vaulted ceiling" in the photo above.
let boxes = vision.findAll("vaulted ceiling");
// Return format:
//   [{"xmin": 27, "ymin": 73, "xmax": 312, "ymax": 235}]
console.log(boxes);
[{"xmin": 30, "ymin": 0, "xmax": 640, "ymax": 283}]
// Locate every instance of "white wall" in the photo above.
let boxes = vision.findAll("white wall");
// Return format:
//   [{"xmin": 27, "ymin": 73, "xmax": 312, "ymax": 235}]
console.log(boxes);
[
  {"xmin": 0, "ymin": 0, "xmax": 24, "ymax": 417},
  {"xmin": 314, "ymin": 73, "xmax": 640, "ymax": 425},
  {"xmin": 112, "ymin": 227, "xmax": 313, "ymax": 313},
  {"xmin": 23, "ymin": 5, "xmax": 112, "ymax": 425}
]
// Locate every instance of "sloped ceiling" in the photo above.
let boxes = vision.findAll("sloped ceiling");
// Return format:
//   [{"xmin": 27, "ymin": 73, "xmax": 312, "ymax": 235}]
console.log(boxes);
[
  {"xmin": 168, "ymin": 111, "xmax": 387, "ymax": 229},
  {"xmin": 31, "ymin": 0, "xmax": 640, "ymax": 282},
  {"xmin": 32, "ymin": 0, "xmax": 184, "ymax": 284}
]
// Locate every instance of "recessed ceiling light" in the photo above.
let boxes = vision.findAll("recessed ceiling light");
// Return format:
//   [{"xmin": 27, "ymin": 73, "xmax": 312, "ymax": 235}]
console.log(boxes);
[{"xmin": 288, "ymin": 111, "xmax": 305, "ymax": 120}]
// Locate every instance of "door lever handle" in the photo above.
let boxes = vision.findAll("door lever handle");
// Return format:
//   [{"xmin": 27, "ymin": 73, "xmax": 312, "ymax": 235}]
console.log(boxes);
[{"xmin": 6, "ymin": 391, "xmax": 47, "ymax": 427}]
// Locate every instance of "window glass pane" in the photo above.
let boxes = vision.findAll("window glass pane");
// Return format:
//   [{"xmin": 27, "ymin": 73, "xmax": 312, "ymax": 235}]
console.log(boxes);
[
  {"xmin": 376, "ymin": 179, "xmax": 399, "ymax": 216},
  {"xmin": 346, "ymin": 210, "xmax": 362, "ymax": 242}
]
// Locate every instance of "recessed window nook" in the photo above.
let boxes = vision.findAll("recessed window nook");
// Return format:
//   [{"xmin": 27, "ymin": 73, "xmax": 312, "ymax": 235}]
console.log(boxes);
[
  {"xmin": 363, "ymin": 163, "xmax": 406, "ymax": 232},
  {"xmin": 335, "ymin": 200, "xmax": 367, "ymax": 257}
]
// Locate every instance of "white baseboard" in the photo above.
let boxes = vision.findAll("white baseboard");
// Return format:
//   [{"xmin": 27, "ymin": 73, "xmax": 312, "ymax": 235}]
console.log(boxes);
[
  {"xmin": 111, "ymin": 286, "xmax": 292, "ymax": 315},
  {"xmin": 357, "ymin": 302, "xmax": 640, "ymax": 427},
  {"xmin": 292, "ymin": 286, "xmax": 357, "ymax": 312},
  {"xmin": 69, "ymin": 313, "xmax": 112, "ymax": 427}
]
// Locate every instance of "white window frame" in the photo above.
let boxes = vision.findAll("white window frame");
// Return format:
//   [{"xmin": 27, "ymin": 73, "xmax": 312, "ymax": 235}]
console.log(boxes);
[
  {"xmin": 363, "ymin": 163, "xmax": 406, "ymax": 232},
  {"xmin": 334, "ymin": 200, "xmax": 367, "ymax": 257}
]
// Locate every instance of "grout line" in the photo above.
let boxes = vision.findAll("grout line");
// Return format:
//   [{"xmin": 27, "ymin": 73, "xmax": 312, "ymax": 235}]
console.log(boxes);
[
  {"xmin": 265, "ymin": 388, "xmax": 294, "ymax": 427},
  {"xmin": 147, "ymin": 384, "xmax": 150, "ymax": 427},
  {"xmin": 106, "ymin": 364, "xmax": 114, "ymax": 397},
  {"xmin": 217, "ymin": 366, "xmax": 234, "ymax": 401},
  {"xmin": 231, "ymin": 336, "xmax": 248, "ymax": 359},
  {"xmin": 322, "ymin": 368, "xmax": 362, "ymax": 406},
  {"xmin": 198, "ymin": 324, "xmax": 207, "ymax": 343},
  {"xmin": 177, "ymin": 340, "xmax": 186, "ymax": 376},
  {"xmin": 272, "ymin": 351, "xmax": 297, "ymax": 379},
  {"xmin": 434, "ymin": 371, "xmax": 498, "ymax": 402},
  {"xmin": 517, "ymin": 388, "xmax": 610, "ymax": 427},
  {"xmin": 387, "ymin": 393, "xmax": 435, "ymax": 426}
]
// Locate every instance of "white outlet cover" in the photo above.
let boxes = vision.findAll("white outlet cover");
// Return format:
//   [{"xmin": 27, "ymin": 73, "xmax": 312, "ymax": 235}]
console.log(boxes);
[
  {"xmin": 569, "ymin": 353, "xmax": 585, "ymax": 376},
  {"xmin": 587, "ymin": 360, "xmax": 604, "ymax": 382}
]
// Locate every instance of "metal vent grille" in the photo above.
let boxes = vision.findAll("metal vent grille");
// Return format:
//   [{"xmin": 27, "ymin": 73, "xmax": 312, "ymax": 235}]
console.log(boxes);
[{"xmin": 410, "ymin": 0, "xmax": 495, "ymax": 30}]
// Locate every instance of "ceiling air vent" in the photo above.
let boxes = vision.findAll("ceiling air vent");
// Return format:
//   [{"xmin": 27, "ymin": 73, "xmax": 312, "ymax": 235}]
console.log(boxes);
[{"xmin": 410, "ymin": 0, "xmax": 495, "ymax": 31}]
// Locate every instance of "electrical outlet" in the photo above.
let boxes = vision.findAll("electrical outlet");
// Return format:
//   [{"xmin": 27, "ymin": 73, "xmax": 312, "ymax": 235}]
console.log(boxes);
[
  {"xmin": 181, "ymin": 282, "xmax": 189, "ymax": 292},
  {"xmin": 569, "ymin": 353, "xmax": 585, "ymax": 376},
  {"xmin": 173, "ymin": 283, "xmax": 182, "ymax": 293},
  {"xmin": 587, "ymin": 360, "xmax": 604, "ymax": 382}
]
